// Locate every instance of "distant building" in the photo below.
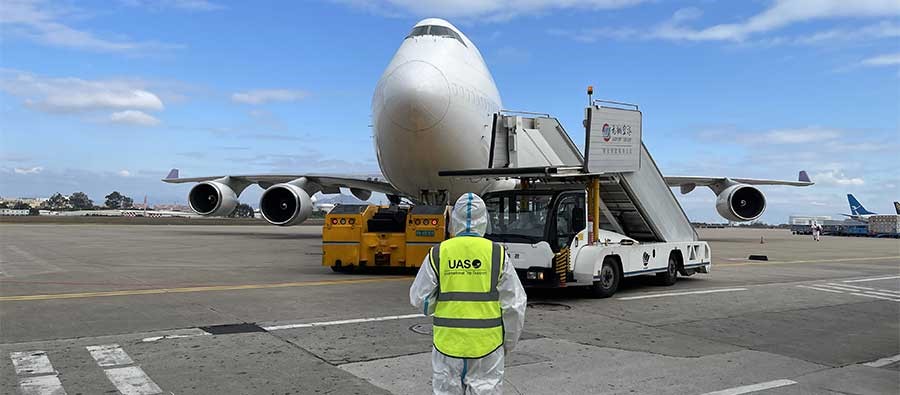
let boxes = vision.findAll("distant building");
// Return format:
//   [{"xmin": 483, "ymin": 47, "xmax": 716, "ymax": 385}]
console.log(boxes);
[
  {"xmin": 788, "ymin": 215, "xmax": 832, "ymax": 235},
  {"xmin": 0, "ymin": 208, "xmax": 30, "ymax": 216},
  {"xmin": 788, "ymin": 215, "xmax": 831, "ymax": 225},
  {"xmin": 0, "ymin": 197, "xmax": 47, "ymax": 208}
]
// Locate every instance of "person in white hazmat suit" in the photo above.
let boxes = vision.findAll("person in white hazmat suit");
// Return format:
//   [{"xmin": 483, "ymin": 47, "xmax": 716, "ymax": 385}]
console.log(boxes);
[{"xmin": 410, "ymin": 193, "xmax": 527, "ymax": 395}]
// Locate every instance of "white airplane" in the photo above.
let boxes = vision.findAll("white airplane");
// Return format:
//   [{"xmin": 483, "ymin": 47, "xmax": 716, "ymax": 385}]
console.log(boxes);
[
  {"xmin": 839, "ymin": 194, "xmax": 895, "ymax": 222},
  {"xmin": 164, "ymin": 18, "xmax": 811, "ymax": 225}
]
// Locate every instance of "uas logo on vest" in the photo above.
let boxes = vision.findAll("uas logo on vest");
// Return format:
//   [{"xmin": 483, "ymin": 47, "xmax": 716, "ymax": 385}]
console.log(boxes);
[{"xmin": 448, "ymin": 259, "xmax": 482, "ymax": 269}]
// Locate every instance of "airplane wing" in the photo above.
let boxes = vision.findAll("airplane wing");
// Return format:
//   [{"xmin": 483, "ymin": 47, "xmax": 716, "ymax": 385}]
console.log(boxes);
[
  {"xmin": 161, "ymin": 169, "xmax": 406, "ymax": 197},
  {"xmin": 665, "ymin": 171, "xmax": 813, "ymax": 188}
]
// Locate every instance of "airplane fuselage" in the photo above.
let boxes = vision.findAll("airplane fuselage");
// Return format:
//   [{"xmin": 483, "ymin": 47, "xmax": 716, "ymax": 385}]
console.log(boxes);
[{"xmin": 372, "ymin": 19, "xmax": 503, "ymax": 203}]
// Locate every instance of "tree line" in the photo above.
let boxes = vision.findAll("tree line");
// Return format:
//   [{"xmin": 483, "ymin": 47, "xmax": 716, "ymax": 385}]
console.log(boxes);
[
  {"xmin": 2, "ymin": 191, "xmax": 255, "ymax": 218},
  {"xmin": 30, "ymin": 191, "xmax": 136, "ymax": 210}
]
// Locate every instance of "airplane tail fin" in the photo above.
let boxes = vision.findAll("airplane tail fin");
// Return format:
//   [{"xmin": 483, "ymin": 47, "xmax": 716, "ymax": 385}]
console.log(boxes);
[
  {"xmin": 894, "ymin": 201, "xmax": 900, "ymax": 214},
  {"xmin": 847, "ymin": 194, "xmax": 875, "ymax": 215},
  {"xmin": 165, "ymin": 168, "xmax": 179, "ymax": 180},
  {"xmin": 798, "ymin": 170, "xmax": 810, "ymax": 183}
]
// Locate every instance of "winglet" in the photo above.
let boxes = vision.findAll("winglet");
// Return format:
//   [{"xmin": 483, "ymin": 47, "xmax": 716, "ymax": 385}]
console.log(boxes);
[
  {"xmin": 894, "ymin": 201, "xmax": 900, "ymax": 214},
  {"xmin": 798, "ymin": 170, "xmax": 810, "ymax": 183},
  {"xmin": 165, "ymin": 168, "xmax": 179, "ymax": 179}
]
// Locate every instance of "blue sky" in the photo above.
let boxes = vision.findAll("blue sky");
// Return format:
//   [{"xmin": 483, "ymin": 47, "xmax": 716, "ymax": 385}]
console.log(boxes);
[{"xmin": 1, "ymin": 0, "xmax": 898, "ymax": 222}]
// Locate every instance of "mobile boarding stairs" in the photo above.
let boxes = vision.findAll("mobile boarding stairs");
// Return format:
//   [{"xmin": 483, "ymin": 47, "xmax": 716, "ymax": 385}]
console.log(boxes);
[{"xmin": 440, "ymin": 102, "xmax": 711, "ymax": 294}]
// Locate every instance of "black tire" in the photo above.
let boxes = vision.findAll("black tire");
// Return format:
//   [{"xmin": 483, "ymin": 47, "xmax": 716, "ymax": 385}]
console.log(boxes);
[
  {"xmin": 589, "ymin": 259, "xmax": 620, "ymax": 298},
  {"xmin": 331, "ymin": 264, "xmax": 354, "ymax": 273},
  {"xmin": 656, "ymin": 256, "xmax": 678, "ymax": 286}
]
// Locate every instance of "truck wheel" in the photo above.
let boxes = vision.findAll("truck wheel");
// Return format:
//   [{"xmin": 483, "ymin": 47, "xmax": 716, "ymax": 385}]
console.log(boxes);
[
  {"xmin": 331, "ymin": 263, "xmax": 354, "ymax": 273},
  {"xmin": 656, "ymin": 256, "xmax": 678, "ymax": 286},
  {"xmin": 589, "ymin": 260, "xmax": 620, "ymax": 298}
]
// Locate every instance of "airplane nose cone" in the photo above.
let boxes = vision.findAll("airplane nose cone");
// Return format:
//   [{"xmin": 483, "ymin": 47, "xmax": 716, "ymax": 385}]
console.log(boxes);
[{"xmin": 380, "ymin": 60, "xmax": 450, "ymax": 133}]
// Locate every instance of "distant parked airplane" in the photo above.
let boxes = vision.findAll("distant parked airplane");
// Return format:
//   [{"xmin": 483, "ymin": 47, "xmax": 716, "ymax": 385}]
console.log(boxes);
[{"xmin": 841, "ymin": 194, "xmax": 880, "ymax": 222}]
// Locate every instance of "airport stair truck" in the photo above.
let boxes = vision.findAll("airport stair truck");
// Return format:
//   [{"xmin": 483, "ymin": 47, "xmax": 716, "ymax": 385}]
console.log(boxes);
[{"xmin": 440, "ymin": 99, "xmax": 711, "ymax": 297}]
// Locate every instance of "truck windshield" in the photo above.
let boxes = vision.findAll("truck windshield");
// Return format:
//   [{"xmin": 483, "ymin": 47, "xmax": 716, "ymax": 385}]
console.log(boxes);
[{"xmin": 484, "ymin": 193, "xmax": 552, "ymax": 242}]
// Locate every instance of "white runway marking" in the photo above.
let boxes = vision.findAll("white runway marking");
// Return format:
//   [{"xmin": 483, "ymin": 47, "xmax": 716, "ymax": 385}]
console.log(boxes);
[
  {"xmin": 850, "ymin": 292, "xmax": 900, "ymax": 302},
  {"xmin": 9, "ymin": 350, "xmax": 66, "ymax": 395},
  {"xmin": 863, "ymin": 354, "xmax": 900, "ymax": 368},
  {"xmin": 843, "ymin": 275, "xmax": 900, "ymax": 283},
  {"xmin": 262, "ymin": 313, "xmax": 425, "ymax": 331},
  {"xmin": 17, "ymin": 375, "xmax": 67, "ymax": 395},
  {"xmin": 700, "ymin": 379, "xmax": 796, "ymax": 395},
  {"xmin": 86, "ymin": 344, "xmax": 135, "ymax": 367},
  {"xmin": 87, "ymin": 344, "xmax": 163, "ymax": 395},
  {"xmin": 10, "ymin": 351, "xmax": 55, "ymax": 376},
  {"xmin": 858, "ymin": 290, "xmax": 900, "ymax": 299},
  {"xmin": 828, "ymin": 283, "xmax": 900, "ymax": 297},
  {"xmin": 617, "ymin": 288, "xmax": 747, "ymax": 301},
  {"xmin": 799, "ymin": 283, "xmax": 900, "ymax": 302},
  {"xmin": 831, "ymin": 283, "xmax": 875, "ymax": 291},
  {"xmin": 797, "ymin": 285, "xmax": 843, "ymax": 293},
  {"xmin": 102, "ymin": 366, "xmax": 163, "ymax": 395},
  {"xmin": 821, "ymin": 283, "xmax": 871, "ymax": 292}
]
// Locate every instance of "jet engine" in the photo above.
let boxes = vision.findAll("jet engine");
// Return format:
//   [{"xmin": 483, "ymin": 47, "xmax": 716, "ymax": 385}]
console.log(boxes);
[
  {"xmin": 188, "ymin": 181, "xmax": 239, "ymax": 216},
  {"xmin": 259, "ymin": 183, "xmax": 313, "ymax": 226},
  {"xmin": 715, "ymin": 184, "xmax": 766, "ymax": 222}
]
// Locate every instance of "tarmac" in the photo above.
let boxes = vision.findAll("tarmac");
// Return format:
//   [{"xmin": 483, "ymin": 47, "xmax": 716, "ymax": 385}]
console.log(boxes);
[{"xmin": 1, "ymin": 223, "xmax": 898, "ymax": 394}]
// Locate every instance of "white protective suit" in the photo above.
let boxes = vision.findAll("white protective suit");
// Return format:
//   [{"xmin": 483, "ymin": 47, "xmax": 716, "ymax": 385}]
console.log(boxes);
[{"xmin": 410, "ymin": 193, "xmax": 528, "ymax": 395}]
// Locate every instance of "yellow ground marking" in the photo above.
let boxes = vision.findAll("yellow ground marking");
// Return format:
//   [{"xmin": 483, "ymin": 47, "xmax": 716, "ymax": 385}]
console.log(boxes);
[
  {"xmin": 0, "ymin": 276, "xmax": 411, "ymax": 302},
  {"xmin": 717, "ymin": 256, "xmax": 900, "ymax": 267}
]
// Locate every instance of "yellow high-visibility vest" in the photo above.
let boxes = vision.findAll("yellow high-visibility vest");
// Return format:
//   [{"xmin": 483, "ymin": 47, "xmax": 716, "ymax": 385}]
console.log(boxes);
[{"xmin": 429, "ymin": 236, "xmax": 505, "ymax": 359}]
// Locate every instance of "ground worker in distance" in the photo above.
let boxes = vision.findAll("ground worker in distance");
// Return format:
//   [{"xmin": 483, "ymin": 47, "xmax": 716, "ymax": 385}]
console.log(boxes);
[{"xmin": 410, "ymin": 193, "xmax": 527, "ymax": 395}]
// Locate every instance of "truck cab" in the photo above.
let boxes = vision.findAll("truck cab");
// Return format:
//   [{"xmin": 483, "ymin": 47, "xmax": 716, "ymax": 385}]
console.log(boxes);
[{"xmin": 482, "ymin": 188, "xmax": 586, "ymax": 286}]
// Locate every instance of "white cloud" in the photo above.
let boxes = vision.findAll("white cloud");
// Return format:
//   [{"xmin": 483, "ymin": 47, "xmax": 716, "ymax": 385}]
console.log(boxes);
[
  {"xmin": 14, "ymin": 166, "xmax": 43, "ymax": 174},
  {"xmin": 0, "ymin": 0, "xmax": 182, "ymax": 52},
  {"xmin": 655, "ymin": 1, "xmax": 900, "ymax": 42},
  {"xmin": 0, "ymin": 70, "xmax": 164, "ymax": 113},
  {"xmin": 119, "ymin": 0, "xmax": 224, "ymax": 11},
  {"xmin": 813, "ymin": 170, "xmax": 865, "ymax": 186},
  {"xmin": 109, "ymin": 110, "xmax": 161, "ymax": 126},
  {"xmin": 117, "ymin": 170, "xmax": 132, "ymax": 177},
  {"xmin": 547, "ymin": 27, "xmax": 641, "ymax": 43},
  {"xmin": 552, "ymin": 12, "xmax": 900, "ymax": 46},
  {"xmin": 787, "ymin": 21, "xmax": 900, "ymax": 45},
  {"xmin": 861, "ymin": 52, "xmax": 900, "ymax": 67},
  {"xmin": 699, "ymin": 126, "xmax": 845, "ymax": 145},
  {"xmin": 762, "ymin": 127, "xmax": 841, "ymax": 144},
  {"xmin": 336, "ymin": 0, "xmax": 645, "ymax": 21},
  {"xmin": 231, "ymin": 89, "xmax": 308, "ymax": 105}
]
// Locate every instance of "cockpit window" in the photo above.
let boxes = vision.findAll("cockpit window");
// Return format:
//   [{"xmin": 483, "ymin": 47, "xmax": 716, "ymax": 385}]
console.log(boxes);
[
  {"xmin": 406, "ymin": 25, "xmax": 467, "ymax": 47},
  {"xmin": 407, "ymin": 26, "xmax": 429, "ymax": 38}
]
